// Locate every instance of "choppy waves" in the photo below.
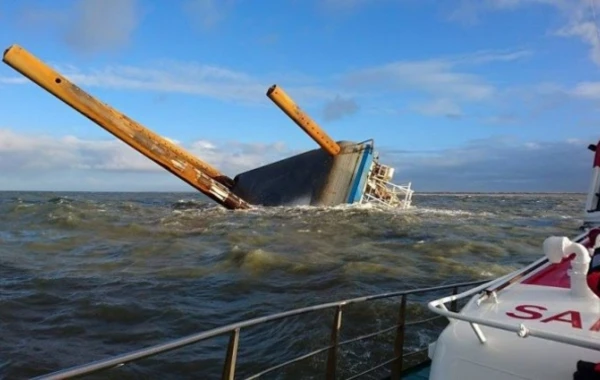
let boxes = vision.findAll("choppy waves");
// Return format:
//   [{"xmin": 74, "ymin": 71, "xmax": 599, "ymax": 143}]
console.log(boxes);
[{"xmin": 0, "ymin": 191, "xmax": 586, "ymax": 379}]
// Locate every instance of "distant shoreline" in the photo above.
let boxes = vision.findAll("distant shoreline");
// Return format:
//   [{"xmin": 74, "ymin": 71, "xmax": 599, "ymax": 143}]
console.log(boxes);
[
  {"xmin": 415, "ymin": 191, "xmax": 587, "ymax": 195},
  {"xmin": 416, "ymin": 192, "xmax": 586, "ymax": 196}
]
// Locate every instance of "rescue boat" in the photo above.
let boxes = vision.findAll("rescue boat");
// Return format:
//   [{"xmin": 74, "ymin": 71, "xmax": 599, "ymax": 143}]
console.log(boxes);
[{"xmin": 426, "ymin": 139, "xmax": 600, "ymax": 380}]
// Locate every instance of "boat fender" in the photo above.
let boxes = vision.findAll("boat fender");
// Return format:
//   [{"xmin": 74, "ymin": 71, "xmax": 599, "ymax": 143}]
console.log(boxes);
[{"xmin": 573, "ymin": 360, "xmax": 600, "ymax": 379}]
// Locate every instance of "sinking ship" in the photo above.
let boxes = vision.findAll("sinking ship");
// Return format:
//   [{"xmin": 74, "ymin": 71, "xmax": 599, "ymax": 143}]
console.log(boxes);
[{"xmin": 2, "ymin": 45, "xmax": 414, "ymax": 210}]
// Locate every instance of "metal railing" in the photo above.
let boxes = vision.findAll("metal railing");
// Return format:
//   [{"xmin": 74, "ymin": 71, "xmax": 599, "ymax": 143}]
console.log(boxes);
[
  {"xmin": 428, "ymin": 269, "xmax": 600, "ymax": 351},
  {"xmin": 32, "ymin": 280, "xmax": 489, "ymax": 380},
  {"xmin": 362, "ymin": 181, "xmax": 413, "ymax": 209},
  {"xmin": 427, "ymin": 231, "xmax": 600, "ymax": 352}
]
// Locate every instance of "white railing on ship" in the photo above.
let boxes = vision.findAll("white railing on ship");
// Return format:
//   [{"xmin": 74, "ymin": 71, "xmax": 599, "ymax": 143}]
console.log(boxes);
[
  {"xmin": 427, "ymin": 231, "xmax": 600, "ymax": 351},
  {"xmin": 31, "ymin": 280, "xmax": 488, "ymax": 380},
  {"xmin": 362, "ymin": 182, "xmax": 413, "ymax": 209}
]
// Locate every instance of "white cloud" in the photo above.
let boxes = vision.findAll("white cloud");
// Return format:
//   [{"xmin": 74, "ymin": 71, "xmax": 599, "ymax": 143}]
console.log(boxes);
[
  {"xmin": 571, "ymin": 81, "xmax": 600, "ymax": 99},
  {"xmin": 0, "ymin": 128, "xmax": 292, "ymax": 191},
  {"xmin": 341, "ymin": 59, "xmax": 495, "ymax": 101},
  {"xmin": 0, "ymin": 46, "xmax": 539, "ymax": 121},
  {"xmin": 63, "ymin": 62, "xmax": 266, "ymax": 104},
  {"xmin": 410, "ymin": 98, "xmax": 463, "ymax": 119},
  {"xmin": 383, "ymin": 136, "xmax": 593, "ymax": 192},
  {"xmin": 14, "ymin": 0, "xmax": 238, "ymax": 54},
  {"xmin": 0, "ymin": 60, "xmax": 338, "ymax": 106},
  {"xmin": 65, "ymin": 0, "xmax": 140, "ymax": 53},
  {"xmin": 448, "ymin": 0, "xmax": 565, "ymax": 24},
  {"xmin": 187, "ymin": 139, "xmax": 292, "ymax": 174},
  {"xmin": 552, "ymin": 78, "xmax": 600, "ymax": 108},
  {"xmin": 16, "ymin": 0, "xmax": 141, "ymax": 54},
  {"xmin": 0, "ymin": 77, "xmax": 28, "ymax": 85},
  {"xmin": 0, "ymin": 128, "xmax": 159, "ymax": 172},
  {"xmin": 0, "ymin": 128, "xmax": 593, "ymax": 193},
  {"xmin": 493, "ymin": 82, "xmax": 572, "ymax": 119},
  {"xmin": 322, "ymin": 95, "xmax": 359, "ymax": 121},
  {"xmin": 339, "ymin": 49, "xmax": 530, "ymax": 118},
  {"xmin": 164, "ymin": 137, "xmax": 182, "ymax": 145},
  {"xmin": 184, "ymin": 0, "xmax": 235, "ymax": 30},
  {"xmin": 447, "ymin": 49, "xmax": 533, "ymax": 65},
  {"xmin": 553, "ymin": 1, "xmax": 600, "ymax": 66},
  {"xmin": 449, "ymin": 0, "xmax": 600, "ymax": 67}
]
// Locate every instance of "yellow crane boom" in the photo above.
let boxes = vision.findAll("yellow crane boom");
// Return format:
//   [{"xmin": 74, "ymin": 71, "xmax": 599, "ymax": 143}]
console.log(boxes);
[
  {"xmin": 266, "ymin": 84, "xmax": 341, "ymax": 156},
  {"xmin": 2, "ymin": 44, "xmax": 250, "ymax": 210}
]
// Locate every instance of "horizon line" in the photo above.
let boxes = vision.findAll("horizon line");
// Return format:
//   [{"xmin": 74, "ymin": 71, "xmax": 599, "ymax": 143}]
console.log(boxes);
[{"xmin": 0, "ymin": 190, "xmax": 588, "ymax": 195}]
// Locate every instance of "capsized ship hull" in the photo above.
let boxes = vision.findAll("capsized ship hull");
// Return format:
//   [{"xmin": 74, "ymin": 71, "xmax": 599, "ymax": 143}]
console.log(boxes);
[{"xmin": 2, "ymin": 44, "xmax": 413, "ymax": 210}]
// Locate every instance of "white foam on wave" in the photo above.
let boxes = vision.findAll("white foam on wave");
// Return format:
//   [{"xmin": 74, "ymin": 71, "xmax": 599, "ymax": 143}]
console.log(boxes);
[
  {"xmin": 168, "ymin": 201, "xmax": 495, "ymax": 223},
  {"xmin": 410, "ymin": 207, "xmax": 496, "ymax": 218}
]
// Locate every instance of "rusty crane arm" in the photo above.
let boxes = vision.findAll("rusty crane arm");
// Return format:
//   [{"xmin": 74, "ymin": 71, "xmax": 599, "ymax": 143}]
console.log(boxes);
[
  {"xmin": 266, "ymin": 85, "xmax": 341, "ymax": 156},
  {"xmin": 2, "ymin": 44, "xmax": 250, "ymax": 210}
]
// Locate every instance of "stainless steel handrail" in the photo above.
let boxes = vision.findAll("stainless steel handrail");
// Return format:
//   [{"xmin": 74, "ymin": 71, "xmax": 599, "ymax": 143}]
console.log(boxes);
[
  {"xmin": 32, "ymin": 279, "xmax": 489, "ymax": 380},
  {"xmin": 427, "ymin": 232, "xmax": 600, "ymax": 351}
]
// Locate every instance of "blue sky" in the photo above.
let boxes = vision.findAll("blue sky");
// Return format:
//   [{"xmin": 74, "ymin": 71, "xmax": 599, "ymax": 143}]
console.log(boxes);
[{"xmin": 0, "ymin": 0, "xmax": 599, "ymax": 192}]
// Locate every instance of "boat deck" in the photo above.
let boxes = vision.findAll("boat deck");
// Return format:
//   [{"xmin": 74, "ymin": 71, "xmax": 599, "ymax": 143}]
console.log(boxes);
[
  {"xmin": 404, "ymin": 365, "xmax": 431, "ymax": 379},
  {"xmin": 424, "ymin": 231, "xmax": 600, "ymax": 380}
]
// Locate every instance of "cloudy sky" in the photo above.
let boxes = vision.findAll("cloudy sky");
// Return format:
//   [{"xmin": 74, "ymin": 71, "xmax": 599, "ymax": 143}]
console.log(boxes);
[{"xmin": 0, "ymin": 0, "xmax": 599, "ymax": 192}]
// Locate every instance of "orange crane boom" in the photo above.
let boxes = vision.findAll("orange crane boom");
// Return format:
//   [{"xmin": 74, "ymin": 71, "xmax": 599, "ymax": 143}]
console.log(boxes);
[
  {"xmin": 266, "ymin": 84, "xmax": 341, "ymax": 156},
  {"xmin": 2, "ymin": 44, "xmax": 250, "ymax": 210}
]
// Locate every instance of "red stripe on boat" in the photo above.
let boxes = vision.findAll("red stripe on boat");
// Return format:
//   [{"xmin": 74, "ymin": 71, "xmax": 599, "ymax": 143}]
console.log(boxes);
[
  {"xmin": 523, "ymin": 231, "xmax": 600, "ymax": 289},
  {"xmin": 522, "ymin": 254, "xmax": 575, "ymax": 289}
]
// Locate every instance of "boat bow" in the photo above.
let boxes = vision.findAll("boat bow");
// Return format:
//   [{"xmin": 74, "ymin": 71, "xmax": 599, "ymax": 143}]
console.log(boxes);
[{"xmin": 427, "ymin": 229, "xmax": 600, "ymax": 379}]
